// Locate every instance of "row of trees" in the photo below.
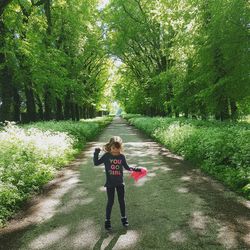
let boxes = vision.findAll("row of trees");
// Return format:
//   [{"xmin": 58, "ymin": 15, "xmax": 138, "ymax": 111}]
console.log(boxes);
[
  {"xmin": 104, "ymin": 0, "xmax": 249, "ymax": 120},
  {"xmin": 0, "ymin": 0, "xmax": 108, "ymax": 123}
]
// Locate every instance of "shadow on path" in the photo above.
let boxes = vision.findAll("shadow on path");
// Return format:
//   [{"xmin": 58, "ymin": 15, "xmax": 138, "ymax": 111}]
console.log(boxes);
[{"xmin": 0, "ymin": 117, "xmax": 249, "ymax": 250}]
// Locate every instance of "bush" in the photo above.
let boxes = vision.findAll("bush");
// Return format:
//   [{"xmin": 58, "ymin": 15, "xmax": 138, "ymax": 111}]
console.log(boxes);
[
  {"xmin": 0, "ymin": 117, "xmax": 112, "ymax": 226},
  {"xmin": 125, "ymin": 115, "xmax": 250, "ymax": 199}
]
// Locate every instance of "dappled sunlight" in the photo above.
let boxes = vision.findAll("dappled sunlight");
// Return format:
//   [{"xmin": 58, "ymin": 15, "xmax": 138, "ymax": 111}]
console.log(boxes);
[
  {"xmin": 2, "ymin": 118, "xmax": 249, "ymax": 250},
  {"xmin": 58, "ymin": 186, "xmax": 95, "ymax": 214},
  {"xmin": 123, "ymin": 142, "xmax": 154, "ymax": 148},
  {"xmin": 28, "ymin": 174, "xmax": 80, "ymax": 219},
  {"xmin": 29, "ymin": 219, "xmax": 100, "ymax": 250},
  {"xmin": 36, "ymin": 199, "xmax": 60, "ymax": 218},
  {"xmin": 237, "ymin": 217, "xmax": 250, "ymax": 247},
  {"xmin": 205, "ymin": 178, "xmax": 226, "ymax": 192},
  {"xmin": 100, "ymin": 233, "xmax": 115, "ymax": 250},
  {"xmin": 124, "ymin": 142, "xmax": 160, "ymax": 156},
  {"xmin": 176, "ymin": 187, "xmax": 189, "ymax": 193},
  {"xmin": 28, "ymin": 173, "xmax": 80, "ymax": 220},
  {"xmin": 70, "ymin": 189, "xmax": 89, "ymax": 199},
  {"xmin": 112, "ymin": 230, "xmax": 140, "ymax": 250},
  {"xmin": 239, "ymin": 200, "xmax": 250, "ymax": 209},
  {"xmin": 0, "ymin": 167, "xmax": 81, "ymax": 234},
  {"xmin": 28, "ymin": 226, "xmax": 69, "ymax": 250},
  {"xmin": 159, "ymin": 148, "xmax": 183, "ymax": 160},
  {"xmin": 69, "ymin": 219, "xmax": 99, "ymax": 249},
  {"xmin": 189, "ymin": 211, "xmax": 208, "ymax": 235},
  {"xmin": 217, "ymin": 225, "xmax": 238, "ymax": 249},
  {"xmin": 138, "ymin": 160, "xmax": 154, "ymax": 165},
  {"xmin": 169, "ymin": 230, "xmax": 187, "ymax": 243},
  {"xmin": 180, "ymin": 175, "xmax": 192, "ymax": 181},
  {"xmin": 134, "ymin": 175, "xmax": 152, "ymax": 187},
  {"xmin": 99, "ymin": 186, "xmax": 106, "ymax": 192},
  {"xmin": 185, "ymin": 169, "xmax": 207, "ymax": 185},
  {"xmin": 243, "ymin": 233, "xmax": 250, "ymax": 246},
  {"xmin": 151, "ymin": 166, "xmax": 172, "ymax": 172},
  {"xmin": 68, "ymin": 153, "xmax": 86, "ymax": 168},
  {"xmin": 147, "ymin": 172, "xmax": 157, "ymax": 178},
  {"xmin": 117, "ymin": 133, "xmax": 138, "ymax": 137},
  {"xmin": 236, "ymin": 217, "xmax": 250, "ymax": 228},
  {"xmin": 59, "ymin": 197, "xmax": 94, "ymax": 214}
]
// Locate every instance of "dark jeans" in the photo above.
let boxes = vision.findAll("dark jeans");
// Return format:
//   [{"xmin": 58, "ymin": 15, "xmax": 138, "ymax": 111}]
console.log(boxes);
[{"xmin": 106, "ymin": 185, "xmax": 125, "ymax": 220}]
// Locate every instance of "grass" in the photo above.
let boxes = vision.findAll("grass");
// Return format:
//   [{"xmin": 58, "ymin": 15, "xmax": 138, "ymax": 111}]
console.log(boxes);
[{"xmin": 1, "ymin": 116, "xmax": 249, "ymax": 250}]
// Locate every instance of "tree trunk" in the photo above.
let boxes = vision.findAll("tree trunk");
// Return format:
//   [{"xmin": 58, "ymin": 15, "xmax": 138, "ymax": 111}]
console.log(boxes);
[
  {"xmin": 83, "ymin": 106, "xmax": 88, "ymax": 119},
  {"xmin": 56, "ymin": 98, "xmax": 63, "ymax": 120},
  {"xmin": 79, "ymin": 106, "xmax": 83, "ymax": 119},
  {"xmin": 64, "ymin": 92, "xmax": 71, "ymax": 120},
  {"xmin": 44, "ymin": 87, "xmax": 52, "ymax": 120},
  {"xmin": 199, "ymin": 102, "xmax": 207, "ymax": 120},
  {"xmin": 166, "ymin": 83, "xmax": 173, "ymax": 117},
  {"xmin": 230, "ymin": 99, "xmax": 238, "ymax": 121},
  {"xmin": 35, "ymin": 94, "xmax": 44, "ymax": 120},
  {"xmin": 0, "ymin": 70, "xmax": 13, "ymax": 122},
  {"xmin": 174, "ymin": 106, "xmax": 179, "ymax": 118},
  {"xmin": 44, "ymin": 0, "xmax": 52, "ymax": 36},
  {"xmin": 75, "ymin": 104, "xmax": 80, "ymax": 121},
  {"xmin": 220, "ymin": 96, "xmax": 230, "ymax": 121},
  {"xmin": 13, "ymin": 86, "xmax": 21, "ymax": 122},
  {"xmin": 43, "ymin": 0, "xmax": 53, "ymax": 121},
  {"xmin": 213, "ymin": 46, "xmax": 229, "ymax": 121},
  {"xmin": 86, "ymin": 106, "xmax": 90, "ymax": 118},
  {"xmin": 70, "ymin": 102, "xmax": 76, "ymax": 120},
  {"xmin": 89, "ymin": 106, "xmax": 94, "ymax": 118},
  {"xmin": 24, "ymin": 84, "xmax": 37, "ymax": 122},
  {"xmin": 0, "ymin": 19, "xmax": 13, "ymax": 122},
  {"xmin": 215, "ymin": 96, "xmax": 230, "ymax": 121}
]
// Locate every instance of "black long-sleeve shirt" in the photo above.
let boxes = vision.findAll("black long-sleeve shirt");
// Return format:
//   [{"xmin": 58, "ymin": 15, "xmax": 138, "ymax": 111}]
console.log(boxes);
[{"xmin": 93, "ymin": 151, "xmax": 138, "ymax": 187}]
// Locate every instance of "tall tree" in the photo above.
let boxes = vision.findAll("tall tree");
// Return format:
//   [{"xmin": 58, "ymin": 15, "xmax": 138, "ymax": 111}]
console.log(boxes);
[{"xmin": 0, "ymin": 0, "xmax": 14, "ymax": 122}]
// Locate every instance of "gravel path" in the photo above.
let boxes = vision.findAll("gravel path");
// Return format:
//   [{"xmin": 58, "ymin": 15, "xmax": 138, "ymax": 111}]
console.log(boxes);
[{"xmin": 0, "ymin": 117, "xmax": 249, "ymax": 250}]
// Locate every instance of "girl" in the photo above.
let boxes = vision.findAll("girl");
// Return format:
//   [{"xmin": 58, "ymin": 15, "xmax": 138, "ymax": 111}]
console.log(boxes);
[{"xmin": 93, "ymin": 136, "xmax": 141, "ymax": 231}]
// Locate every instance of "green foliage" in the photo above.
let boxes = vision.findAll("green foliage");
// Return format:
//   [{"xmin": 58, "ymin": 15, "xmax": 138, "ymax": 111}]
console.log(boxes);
[
  {"xmin": 125, "ymin": 115, "xmax": 250, "ymax": 199},
  {"xmin": 1, "ymin": 0, "xmax": 109, "ymax": 122},
  {"xmin": 0, "ymin": 117, "xmax": 112, "ymax": 226},
  {"xmin": 105, "ymin": 0, "xmax": 250, "ymax": 120},
  {"xmin": 23, "ymin": 119, "xmax": 110, "ymax": 150}
]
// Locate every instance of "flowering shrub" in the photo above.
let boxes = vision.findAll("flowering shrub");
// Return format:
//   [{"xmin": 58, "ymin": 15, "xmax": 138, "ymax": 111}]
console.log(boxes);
[
  {"xmin": 0, "ymin": 117, "xmax": 112, "ymax": 226},
  {"xmin": 126, "ymin": 115, "xmax": 250, "ymax": 199}
]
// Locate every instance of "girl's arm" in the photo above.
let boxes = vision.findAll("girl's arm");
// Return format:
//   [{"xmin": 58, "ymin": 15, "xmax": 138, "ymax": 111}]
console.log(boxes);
[
  {"xmin": 93, "ymin": 148, "xmax": 105, "ymax": 166},
  {"xmin": 122, "ymin": 155, "xmax": 141, "ymax": 172}
]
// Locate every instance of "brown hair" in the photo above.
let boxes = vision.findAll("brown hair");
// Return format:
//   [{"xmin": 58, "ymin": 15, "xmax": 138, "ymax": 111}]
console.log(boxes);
[{"xmin": 103, "ymin": 136, "xmax": 123, "ymax": 152}]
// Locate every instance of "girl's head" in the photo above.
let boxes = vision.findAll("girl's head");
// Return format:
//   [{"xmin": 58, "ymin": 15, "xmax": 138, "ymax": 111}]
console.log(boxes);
[{"xmin": 104, "ymin": 136, "xmax": 123, "ymax": 155}]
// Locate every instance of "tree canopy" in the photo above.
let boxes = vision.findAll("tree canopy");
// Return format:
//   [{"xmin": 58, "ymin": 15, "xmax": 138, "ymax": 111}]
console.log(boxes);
[
  {"xmin": 0, "ymin": 0, "xmax": 249, "ymax": 122},
  {"xmin": 104, "ymin": 0, "xmax": 250, "ymax": 120},
  {"xmin": 0, "ymin": 0, "xmax": 109, "ymax": 122}
]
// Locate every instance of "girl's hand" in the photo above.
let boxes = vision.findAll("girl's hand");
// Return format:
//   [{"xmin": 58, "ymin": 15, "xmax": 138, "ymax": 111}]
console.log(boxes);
[
  {"xmin": 94, "ymin": 148, "xmax": 101, "ymax": 153},
  {"xmin": 133, "ymin": 167, "xmax": 142, "ymax": 172}
]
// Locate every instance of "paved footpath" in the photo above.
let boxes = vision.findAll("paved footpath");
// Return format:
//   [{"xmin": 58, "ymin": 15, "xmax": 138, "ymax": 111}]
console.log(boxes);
[{"xmin": 0, "ymin": 117, "xmax": 249, "ymax": 250}]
